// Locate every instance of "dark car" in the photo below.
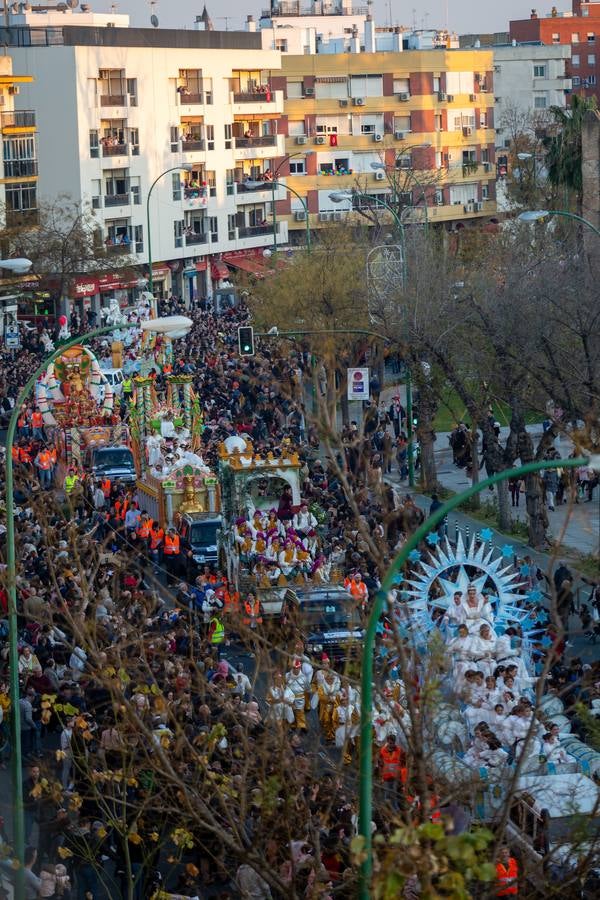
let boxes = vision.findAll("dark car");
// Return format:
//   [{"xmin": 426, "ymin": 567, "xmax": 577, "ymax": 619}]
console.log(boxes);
[
  {"xmin": 179, "ymin": 513, "xmax": 222, "ymax": 570},
  {"xmin": 285, "ymin": 586, "xmax": 364, "ymax": 662},
  {"xmin": 84, "ymin": 445, "xmax": 137, "ymax": 485}
]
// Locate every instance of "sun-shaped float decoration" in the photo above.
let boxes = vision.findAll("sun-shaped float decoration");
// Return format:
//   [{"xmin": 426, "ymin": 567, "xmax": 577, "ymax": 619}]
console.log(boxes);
[{"xmin": 403, "ymin": 532, "xmax": 527, "ymax": 628}]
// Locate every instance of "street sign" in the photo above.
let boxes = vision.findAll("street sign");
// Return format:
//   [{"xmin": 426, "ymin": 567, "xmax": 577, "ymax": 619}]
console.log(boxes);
[
  {"xmin": 4, "ymin": 324, "xmax": 20, "ymax": 349},
  {"xmin": 347, "ymin": 367, "xmax": 370, "ymax": 401}
]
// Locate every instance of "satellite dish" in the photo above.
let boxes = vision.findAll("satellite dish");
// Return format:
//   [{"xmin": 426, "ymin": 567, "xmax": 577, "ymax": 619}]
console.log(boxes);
[
  {"xmin": 66, "ymin": 0, "xmax": 79, "ymax": 8},
  {"xmin": 150, "ymin": 13, "xmax": 159, "ymax": 27}
]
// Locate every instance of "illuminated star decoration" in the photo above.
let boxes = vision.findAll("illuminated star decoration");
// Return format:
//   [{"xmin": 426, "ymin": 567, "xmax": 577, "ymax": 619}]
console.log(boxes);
[
  {"xmin": 404, "ymin": 533, "xmax": 525, "ymax": 627},
  {"xmin": 501, "ymin": 544, "xmax": 514, "ymax": 558},
  {"xmin": 480, "ymin": 528, "xmax": 494, "ymax": 542},
  {"xmin": 540, "ymin": 634, "xmax": 554, "ymax": 647},
  {"xmin": 527, "ymin": 589, "xmax": 542, "ymax": 603},
  {"xmin": 392, "ymin": 572, "xmax": 404, "ymax": 585},
  {"xmin": 408, "ymin": 549, "xmax": 422, "ymax": 563},
  {"xmin": 520, "ymin": 564, "xmax": 531, "ymax": 576},
  {"xmin": 426, "ymin": 532, "xmax": 440, "ymax": 546}
]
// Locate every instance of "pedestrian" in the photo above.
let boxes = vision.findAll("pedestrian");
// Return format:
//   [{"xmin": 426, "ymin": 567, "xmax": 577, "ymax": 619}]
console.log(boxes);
[{"xmin": 495, "ymin": 846, "xmax": 518, "ymax": 896}]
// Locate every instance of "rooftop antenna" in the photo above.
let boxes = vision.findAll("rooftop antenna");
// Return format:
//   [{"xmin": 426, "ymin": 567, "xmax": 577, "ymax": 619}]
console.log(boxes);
[{"xmin": 149, "ymin": 0, "xmax": 158, "ymax": 27}]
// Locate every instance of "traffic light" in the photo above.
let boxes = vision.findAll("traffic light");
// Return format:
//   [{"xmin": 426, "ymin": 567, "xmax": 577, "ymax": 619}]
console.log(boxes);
[{"xmin": 238, "ymin": 325, "xmax": 255, "ymax": 356}]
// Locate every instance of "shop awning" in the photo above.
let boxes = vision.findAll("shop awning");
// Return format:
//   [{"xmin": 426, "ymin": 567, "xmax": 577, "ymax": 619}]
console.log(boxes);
[
  {"xmin": 224, "ymin": 254, "xmax": 269, "ymax": 277},
  {"xmin": 211, "ymin": 260, "xmax": 229, "ymax": 280},
  {"xmin": 195, "ymin": 259, "xmax": 208, "ymax": 272}
]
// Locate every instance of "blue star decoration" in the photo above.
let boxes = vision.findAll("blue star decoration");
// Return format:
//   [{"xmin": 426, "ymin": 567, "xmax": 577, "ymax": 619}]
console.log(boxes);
[
  {"xmin": 426, "ymin": 532, "xmax": 440, "ymax": 546},
  {"xmin": 391, "ymin": 572, "xmax": 404, "ymax": 585},
  {"xmin": 541, "ymin": 634, "xmax": 554, "ymax": 648},
  {"xmin": 536, "ymin": 609, "xmax": 549, "ymax": 623},
  {"xmin": 527, "ymin": 589, "xmax": 542, "ymax": 603},
  {"xmin": 501, "ymin": 544, "xmax": 514, "ymax": 558},
  {"xmin": 480, "ymin": 528, "xmax": 494, "ymax": 542},
  {"xmin": 520, "ymin": 564, "xmax": 531, "ymax": 576},
  {"xmin": 408, "ymin": 549, "xmax": 422, "ymax": 563}
]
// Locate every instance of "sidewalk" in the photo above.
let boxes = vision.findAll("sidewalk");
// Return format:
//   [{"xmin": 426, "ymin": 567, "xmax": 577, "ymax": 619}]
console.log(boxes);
[{"xmin": 380, "ymin": 383, "xmax": 600, "ymax": 558}]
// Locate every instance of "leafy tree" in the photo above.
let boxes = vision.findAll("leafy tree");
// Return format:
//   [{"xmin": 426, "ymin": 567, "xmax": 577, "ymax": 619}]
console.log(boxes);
[{"xmin": 543, "ymin": 94, "xmax": 598, "ymax": 213}]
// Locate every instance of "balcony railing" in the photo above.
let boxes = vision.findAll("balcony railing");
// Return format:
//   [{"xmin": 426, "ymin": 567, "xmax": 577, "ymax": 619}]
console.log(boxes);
[
  {"xmin": 233, "ymin": 92, "xmax": 275, "ymax": 103},
  {"xmin": 185, "ymin": 231, "xmax": 208, "ymax": 246},
  {"xmin": 1, "ymin": 110, "xmax": 36, "ymax": 129},
  {"xmin": 104, "ymin": 193, "xmax": 130, "ymax": 207},
  {"xmin": 181, "ymin": 139, "xmax": 205, "ymax": 152},
  {"xmin": 105, "ymin": 242, "xmax": 131, "ymax": 255},
  {"xmin": 100, "ymin": 94, "xmax": 126, "ymax": 107},
  {"xmin": 3, "ymin": 160, "xmax": 38, "ymax": 177},
  {"xmin": 238, "ymin": 224, "xmax": 274, "ymax": 238},
  {"xmin": 102, "ymin": 143, "xmax": 128, "ymax": 157},
  {"xmin": 5, "ymin": 209, "xmax": 38, "ymax": 228},
  {"xmin": 235, "ymin": 181, "xmax": 275, "ymax": 193},
  {"xmin": 234, "ymin": 135, "xmax": 277, "ymax": 149}
]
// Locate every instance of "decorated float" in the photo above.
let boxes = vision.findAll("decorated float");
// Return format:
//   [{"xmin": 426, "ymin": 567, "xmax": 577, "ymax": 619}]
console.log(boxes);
[{"xmin": 36, "ymin": 345, "xmax": 128, "ymax": 470}]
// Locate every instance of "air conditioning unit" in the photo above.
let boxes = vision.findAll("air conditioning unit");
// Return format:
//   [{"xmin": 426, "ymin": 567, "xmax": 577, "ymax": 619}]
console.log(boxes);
[
  {"xmin": 318, "ymin": 212, "xmax": 329, "ymax": 222},
  {"xmin": 475, "ymin": 201, "xmax": 483, "ymax": 211},
  {"xmin": 295, "ymin": 210, "xmax": 307, "ymax": 221},
  {"xmin": 8, "ymin": 86, "xmax": 19, "ymax": 96},
  {"xmin": 339, "ymin": 98, "xmax": 348, "ymax": 107},
  {"xmin": 374, "ymin": 170, "xmax": 385, "ymax": 181},
  {"xmin": 315, "ymin": 135, "xmax": 326, "ymax": 145},
  {"xmin": 469, "ymin": 93, "xmax": 477, "ymax": 102},
  {"xmin": 463, "ymin": 126, "xmax": 473, "ymax": 136},
  {"xmin": 447, "ymin": 94, "xmax": 455, "ymax": 102},
  {"xmin": 374, "ymin": 133, "xmax": 383, "ymax": 142},
  {"xmin": 438, "ymin": 91, "xmax": 447, "ymax": 101},
  {"xmin": 483, "ymin": 161, "xmax": 492, "ymax": 172},
  {"xmin": 333, "ymin": 211, "xmax": 342, "ymax": 221},
  {"xmin": 398, "ymin": 92, "xmax": 410, "ymax": 101},
  {"xmin": 296, "ymin": 135, "xmax": 307, "ymax": 144},
  {"xmin": 394, "ymin": 131, "xmax": 404, "ymax": 140},
  {"xmin": 353, "ymin": 97, "xmax": 365, "ymax": 106},
  {"xmin": 304, "ymin": 86, "xmax": 314, "ymax": 96}
]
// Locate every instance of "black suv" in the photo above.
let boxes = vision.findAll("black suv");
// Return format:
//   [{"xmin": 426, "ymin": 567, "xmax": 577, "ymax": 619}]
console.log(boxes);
[{"xmin": 284, "ymin": 586, "xmax": 364, "ymax": 662}]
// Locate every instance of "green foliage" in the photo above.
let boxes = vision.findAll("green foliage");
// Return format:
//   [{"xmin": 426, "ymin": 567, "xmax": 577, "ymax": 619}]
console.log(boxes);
[{"xmin": 543, "ymin": 95, "xmax": 598, "ymax": 198}]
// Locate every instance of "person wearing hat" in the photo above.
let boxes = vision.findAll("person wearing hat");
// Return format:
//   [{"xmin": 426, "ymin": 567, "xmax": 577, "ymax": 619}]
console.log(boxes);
[{"xmin": 285, "ymin": 658, "xmax": 311, "ymax": 731}]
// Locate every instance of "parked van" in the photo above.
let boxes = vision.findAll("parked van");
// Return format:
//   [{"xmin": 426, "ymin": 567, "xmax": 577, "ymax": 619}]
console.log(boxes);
[
  {"xmin": 84, "ymin": 445, "xmax": 137, "ymax": 485},
  {"xmin": 99, "ymin": 368, "xmax": 125, "ymax": 399}
]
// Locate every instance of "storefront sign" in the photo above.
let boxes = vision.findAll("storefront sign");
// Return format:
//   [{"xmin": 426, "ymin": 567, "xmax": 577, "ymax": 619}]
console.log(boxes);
[
  {"xmin": 4, "ymin": 323, "xmax": 20, "ymax": 349},
  {"xmin": 347, "ymin": 367, "xmax": 370, "ymax": 401}
]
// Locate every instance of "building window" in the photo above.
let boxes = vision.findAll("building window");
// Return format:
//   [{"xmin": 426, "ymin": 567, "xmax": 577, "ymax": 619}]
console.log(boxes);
[
  {"xmin": 174, "ymin": 219, "xmax": 184, "ymax": 248},
  {"xmin": 288, "ymin": 120, "xmax": 305, "ymax": 136},
  {"xmin": 396, "ymin": 154, "xmax": 412, "ymax": 170},
  {"xmin": 172, "ymin": 172, "xmax": 182, "ymax": 202},
  {"xmin": 482, "ymin": 185, "xmax": 489, "ymax": 200},
  {"xmin": 552, "ymin": 33, "xmax": 560, "ymax": 43},
  {"xmin": 434, "ymin": 188, "xmax": 444, "ymax": 205},
  {"xmin": 481, "ymin": 147, "xmax": 489, "ymax": 162},
  {"xmin": 130, "ymin": 128, "xmax": 139, "ymax": 155},
  {"xmin": 206, "ymin": 124, "xmax": 214, "ymax": 151},
  {"xmin": 5, "ymin": 181, "xmax": 37, "ymax": 214},
  {"xmin": 89, "ymin": 129, "xmax": 99, "ymax": 158},
  {"xmin": 572, "ymin": 32, "xmax": 580, "ymax": 42},
  {"xmin": 572, "ymin": 54, "xmax": 580, "ymax": 66},
  {"xmin": 287, "ymin": 80, "xmax": 303, "ymax": 99},
  {"xmin": 479, "ymin": 111, "xmax": 487, "ymax": 127},
  {"xmin": 589, "ymin": 54, "xmax": 596, "ymax": 65},
  {"xmin": 588, "ymin": 32, "xmax": 596, "ymax": 42},
  {"xmin": 228, "ymin": 213, "xmax": 236, "ymax": 240},
  {"xmin": 392, "ymin": 76, "xmax": 410, "ymax": 95},
  {"xmin": 394, "ymin": 114, "xmax": 411, "ymax": 133},
  {"xmin": 224, "ymin": 123, "xmax": 232, "ymax": 149},
  {"xmin": 226, "ymin": 169, "xmax": 235, "ymax": 195},
  {"xmin": 134, "ymin": 224, "xmax": 143, "ymax": 254},
  {"xmin": 275, "ymin": 38, "xmax": 288, "ymax": 52},
  {"xmin": 434, "ymin": 113, "xmax": 442, "ymax": 131},
  {"xmin": 572, "ymin": 75, "xmax": 581, "ymax": 85},
  {"xmin": 433, "ymin": 75, "xmax": 441, "ymax": 93},
  {"xmin": 170, "ymin": 125, "xmax": 179, "ymax": 152},
  {"xmin": 533, "ymin": 64, "xmax": 546, "ymax": 78},
  {"xmin": 350, "ymin": 74, "xmax": 383, "ymax": 97},
  {"xmin": 588, "ymin": 74, "xmax": 598, "ymax": 84},
  {"xmin": 534, "ymin": 95, "xmax": 547, "ymax": 108},
  {"xmin": 289, "ymin": 159, "xmax": 306, "ymax": 174},
  {"xmin": 209, "ymin": 215, "xmax": 218, "ymax": 242},
  {"xmin": 3, "ymin": 136, "xmax": 37, "ymax": 177},
  {"xmin": 126, "ymin": 78, "xmax": 138, "ymax": 106}
]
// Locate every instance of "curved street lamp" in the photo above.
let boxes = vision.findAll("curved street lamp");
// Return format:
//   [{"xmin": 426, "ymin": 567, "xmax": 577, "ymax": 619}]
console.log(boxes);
[
  {"xmin": 245, "ymin": 179, "xmax": 311, "ymax": 252},
  {"xmin": 0, "ymin": 258, "xmax": 33, "ymax": 274},
  {"xmin": 4, "ymin": 313, "xmax": 191, "ymax": 890},
  {"xmin": 518, "ymin": 208, "xmax": 600, "ymax": 240},
  {"xmin": 146, "ymin": 165, "xmax": 194, "ymax": 300}
]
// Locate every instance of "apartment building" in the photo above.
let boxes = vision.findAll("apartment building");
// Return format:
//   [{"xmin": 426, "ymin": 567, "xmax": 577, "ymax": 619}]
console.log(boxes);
[
  {"xmin": 273, "ymin": 47, "xmax": 497, "ymax": 239},
  {"xmin": 0, "ymin": 57, "xmax": 37, "ymax": 233},
  {"xmin": 510, "ymin": 1, "xmax": 600, "ymax": 99},
  {"xmin": 6, "ymin": 6, "xmax": 285, "ymax": 310}
]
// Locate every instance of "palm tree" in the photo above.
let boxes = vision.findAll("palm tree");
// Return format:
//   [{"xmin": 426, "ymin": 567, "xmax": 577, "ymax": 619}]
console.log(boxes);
[{"xmin": 543, "ymin": 94, "xmax": 598, "ymax": 213}]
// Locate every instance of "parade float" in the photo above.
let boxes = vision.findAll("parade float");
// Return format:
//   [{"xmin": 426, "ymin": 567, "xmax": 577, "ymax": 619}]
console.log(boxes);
[
  {"xmin": 36, "ymin": 344, "xmax": 128, "ymax": 471},
  {"xmin": 132, "ymin": 374, "xmax": 221, "ymax": 538}
]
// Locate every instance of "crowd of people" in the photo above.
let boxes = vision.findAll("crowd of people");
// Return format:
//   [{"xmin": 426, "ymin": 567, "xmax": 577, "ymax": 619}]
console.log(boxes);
[{"xmin": 0, "ymin": 298, "xmax": 598, "ymax": 900}]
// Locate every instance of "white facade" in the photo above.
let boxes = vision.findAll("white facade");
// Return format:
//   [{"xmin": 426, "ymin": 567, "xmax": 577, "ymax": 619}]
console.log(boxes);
[
  {"xmin": 493, "ymin": 43, "xmax": 572, "ymax": 147},
  {"xmin": 10, "ymin": 25, "xmax": 286, "ymax": 305}
]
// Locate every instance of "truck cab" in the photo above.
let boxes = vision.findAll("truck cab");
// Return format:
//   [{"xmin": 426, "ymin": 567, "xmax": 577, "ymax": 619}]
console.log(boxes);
[
  {"xmin": 179, "ymin": 513, "xmax": 222, "ymax": 570},
  {"xmin": 84, "ymin": 445, "xmax": 137, "ymax": 485}
]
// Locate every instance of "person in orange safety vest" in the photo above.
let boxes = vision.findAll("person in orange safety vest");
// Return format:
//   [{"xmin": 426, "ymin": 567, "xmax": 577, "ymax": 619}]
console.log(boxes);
[
  {"xmin": 163, "ymin": 527, "xmax": 181, "ymax": 583},
  {"xmin": 496, "ymin": 847, "xmax": 518, "ymax": 896},
  {"xmin": 243, "ymin": 593, "xmax": 263, "ymax": 629}
]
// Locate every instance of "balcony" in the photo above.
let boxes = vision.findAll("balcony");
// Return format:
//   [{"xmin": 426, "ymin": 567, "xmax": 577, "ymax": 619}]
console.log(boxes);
[
  {"xmin": 102, "ymin": 143, "xmax": 128, "ymax": 157},
  {"xmin": 234, "ymin": 135, "xmax": 277, "ymax": 149},
  {"xmin": 5, "ymin": 209, "xmax": 38, "ymax": 229},
  {"xmin": 104, "ymin": 193, "xmax": 130, "ymax": 207},
  {"xmin": 181, "ymin": 139, "xmax": 206, "ymax": 153},
  {"xmin": 105, "ymin": 242, "xmax": 131, "ymax": 255},
  {"xmin": 3, "ymin": 160, "xmax": 38, "ymax": 178},
  {"xmin": 100, "ymin": 95, "xmax": 126, "ymax": 107},
  {"xmin": 1, "ymin": 110, "xmax": 36, "ymax": 130},
  {"xmin": 235, "ymin": 181, "xmax": 287, "ymax": 204},
  {"xmin": 238, "ymin": 224, "xmax": 273, "ymax": 238},
  {"xmin": 231, "ymin": 89, "xmax": 284, "ymax": 116},
  {"xmin": 185, "ymin": 231, "xmax": 208, "ymax": 246}
]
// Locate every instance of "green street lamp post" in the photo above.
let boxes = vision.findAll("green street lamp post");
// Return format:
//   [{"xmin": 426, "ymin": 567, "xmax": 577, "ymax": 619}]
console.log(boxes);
[
  {"xmin": 357, "ymin": 454, "xmax": 589, "ymax": 899},
  {"xmin": 4, "ymin": 314, "xmax": 191, "ymax": 892},
  {"xmin": 518, "ymin": 207, "xmax": 600, "ymax": 240},
  {"xmin": 268, "ymin": 151, "xmax": 313, "ymax": 253}
]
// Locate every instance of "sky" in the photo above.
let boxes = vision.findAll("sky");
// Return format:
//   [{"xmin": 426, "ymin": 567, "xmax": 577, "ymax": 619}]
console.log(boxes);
[{"xmin": 107, "ymin": 0, "xmax": 551, "ymax": 35}]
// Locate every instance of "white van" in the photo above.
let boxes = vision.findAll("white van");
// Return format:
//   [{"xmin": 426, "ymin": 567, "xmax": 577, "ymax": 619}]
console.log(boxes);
[
  {"xmin": 506, "ymin": 773, "xmax": 600, "ymax": 888},
  {"xmin": 100, "ymin": 368, "xmax": 124, "ymax": 397}
]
